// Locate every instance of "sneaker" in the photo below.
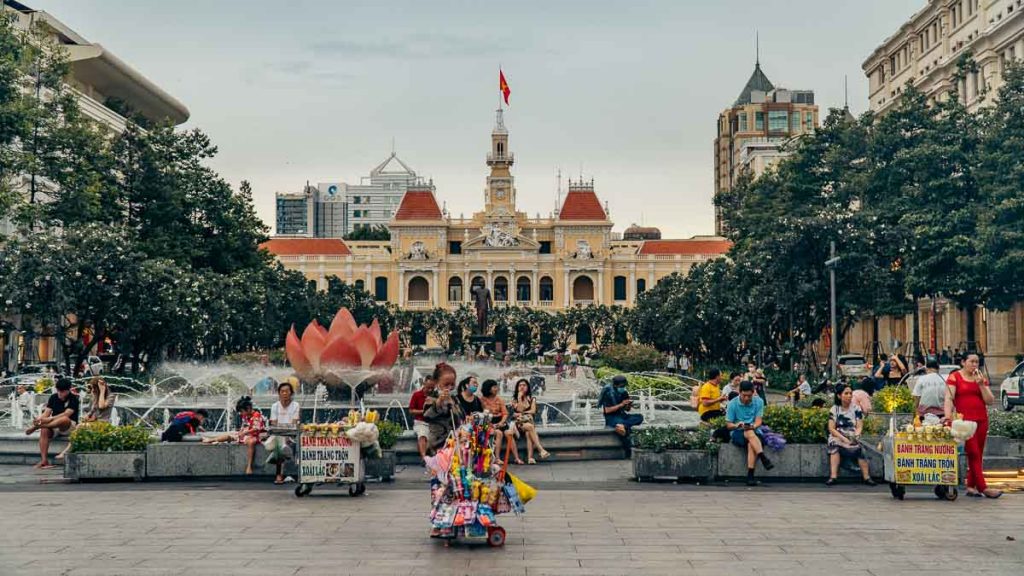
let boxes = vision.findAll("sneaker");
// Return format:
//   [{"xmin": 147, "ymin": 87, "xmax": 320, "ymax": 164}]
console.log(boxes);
[
  {"xmin": 825, "ymin": 478, "xmax": 837, "ymax": 487},
  {"xmin": 746, "ymin": 478, "xmax": 760, "ymax": 487},
  {"xmin": 862, "ymin": 478, "xmax": 877, "ymax": 487}
]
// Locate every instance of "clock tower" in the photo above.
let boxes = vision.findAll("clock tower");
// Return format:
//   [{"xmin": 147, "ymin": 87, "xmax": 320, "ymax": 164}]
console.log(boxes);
[{"xmin": 484, "ymin": 108, "xmax": 516, "ymax": 215}]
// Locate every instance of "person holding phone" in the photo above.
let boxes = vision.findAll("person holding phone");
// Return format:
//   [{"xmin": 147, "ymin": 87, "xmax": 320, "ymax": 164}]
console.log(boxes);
[
  {"xmin": 725, "ymin": 380, "xmax": 774, "ymax": 486},
  {"xmin": 944, "ymin": 353, "xmax": 1001, "ymax": 498}
]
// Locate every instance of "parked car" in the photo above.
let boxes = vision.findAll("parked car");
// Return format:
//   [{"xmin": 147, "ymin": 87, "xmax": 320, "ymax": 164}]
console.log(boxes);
[
  {"xmin": 999, "ymin": 361, "xmax": 1024, "ymax": 412},
  {"xmin": 837, "ymin": 354, "xmax": 870, "ymax": 378},
  {"xmin": 903, "ymin": 364, "xmax": 961, "ymax": 390}
]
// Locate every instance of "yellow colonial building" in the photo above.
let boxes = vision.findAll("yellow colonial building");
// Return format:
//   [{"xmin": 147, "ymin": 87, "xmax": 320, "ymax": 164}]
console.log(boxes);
[{"xmin": 263, "ymin": 109, "xmax": 729, "ymax": 313}]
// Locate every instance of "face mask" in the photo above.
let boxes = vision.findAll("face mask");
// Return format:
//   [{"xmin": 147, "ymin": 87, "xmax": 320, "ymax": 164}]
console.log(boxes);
[{"xmin": 468, "ymin": 386, "xmax": 479, "ymax": 394}]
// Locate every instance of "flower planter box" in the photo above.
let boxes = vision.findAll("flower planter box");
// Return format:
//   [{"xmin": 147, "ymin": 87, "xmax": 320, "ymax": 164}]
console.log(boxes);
[
  {"xmin": 364, "ymin": 450, "xmax": 396, "ymax": 482},
  {"xmin": 716, "ymin": 443, "xmax": 884, "ymax": 480},
  {"xmin": 64, "ymin": 451, "xmax": 146, "ymax": 482},
  {"xmin": 632, "ymin": 448, "xmax": 715, "ymax": 482}
]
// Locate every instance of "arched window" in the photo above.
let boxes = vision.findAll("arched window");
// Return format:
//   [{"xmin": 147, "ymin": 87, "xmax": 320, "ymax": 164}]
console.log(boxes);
[
  {"xmin": 516, "ymin": 276, "xmax": 531, "ymax": 302},
  {"xmin": 572, "ymin": 275, "xmax": 595, "ymax": 302},
  {"xmin": 576, "ymin": 324, "xmax": 593, "ymax": 345},
  {"xmin": 448, "ymin": 276, "xmax": 464, "ymax": 303},
  {"xmin": 374, "ymin": 276, "xmax": 388, "ymax": 301},
  {"xmin": 613, "ymin": 276, "xmax": 627, "ymax": 301},
  {"xmin": 636, "ymin": 278, "xmax": 647, "ymax": 295},
  {"xmin": 354, "ymin": 279, "xmax": 365, "ymax": 292},
  {"xmin": 471, "ymin": 275, "xmax": 485, "ymax": 290},
  {"xmin": 408, "ymin": 276, "xmax": 429, "ymax": 302},
  {"xmin": 493, "ymin": 276, "xmax": 509, "ymax": 301},
  {"xmin": 539, "ymin": 276, "xmax": 554, "ymax": 302}
]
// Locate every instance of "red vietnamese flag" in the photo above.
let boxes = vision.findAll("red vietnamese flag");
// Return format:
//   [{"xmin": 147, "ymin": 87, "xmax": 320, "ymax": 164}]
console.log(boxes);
[{"xmin": 499, "ymin": 69, "xmax": 510, "ymax": 105}]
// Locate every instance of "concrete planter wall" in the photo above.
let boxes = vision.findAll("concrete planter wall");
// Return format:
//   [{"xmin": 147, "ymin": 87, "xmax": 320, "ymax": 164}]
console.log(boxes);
[
  {"xmin": 716, "ymin": 443, "xmax": 884, "ymax": 480},
  {"xmin": 633, "ymin": 449, "xmax": 715, "ymax": 481},
  {"xmin": 364, "ymin": 450, "xmax": 396, "ymax": 482},
  {"xmin": 145, "ymin": 443, "xmax": 282, "ymax": 478},
  {"xmin": 64, "ymin": 451, "xmax": 145, "ymax": 481}
]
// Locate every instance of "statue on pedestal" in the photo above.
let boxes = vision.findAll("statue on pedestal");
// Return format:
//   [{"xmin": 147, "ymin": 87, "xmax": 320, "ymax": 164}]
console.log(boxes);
[{"xmin": 471, "ymin": 283, "xmax": 492, "ymax": 335}]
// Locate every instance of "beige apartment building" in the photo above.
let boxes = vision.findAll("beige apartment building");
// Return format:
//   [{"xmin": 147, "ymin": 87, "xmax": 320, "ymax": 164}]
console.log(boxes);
[
  {"xmin": 263, "ymin": 109, "xmax": 730, "ymax": 341},
  {"xmin": 713, "ymin": 60, "xmax": 819, "ymax": 235},
  {"xmin": 854, "ymin": 0, "xmax": 1024, "ymax": 375},
  {"xmin": 864, "ymin": 0, "xmax": 1024, "ymax": 114},
  {"xmin": 1, "ymin": 1, "xmax": 189, "ymax": 369}
]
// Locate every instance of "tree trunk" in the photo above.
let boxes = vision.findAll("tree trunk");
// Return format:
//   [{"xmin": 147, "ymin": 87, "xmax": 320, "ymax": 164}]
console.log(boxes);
[
  {"xmin": 871, "ymin": 315, "xmax": 880, "ymax": 365},
  {"xmin": 912, "ymin": 297, "xmax": 921, "ymax": 358}
]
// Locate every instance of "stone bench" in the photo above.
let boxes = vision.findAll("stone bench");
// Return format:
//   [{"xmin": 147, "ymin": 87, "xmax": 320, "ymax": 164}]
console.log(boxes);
[
  {"xmin": 145, "ymin": 441, "xmax": 297, "ymax": 478},
  {"xmin": 715, "ymin": 442, "xmax": 885, "ymax": 480}
]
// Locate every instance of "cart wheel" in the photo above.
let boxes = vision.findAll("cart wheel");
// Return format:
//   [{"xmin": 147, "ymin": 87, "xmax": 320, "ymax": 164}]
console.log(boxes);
[
  {"xmin": 487, "ymin": 526, "xmax": 506, "ymax": 547},
  {"xmin": 946, "ymin": 488, "xmax": 958, "ymax": 501},
  {"xmin": 934, "ymin": 485, "xmax": 947, "ymax": 500},
  {"xmin": 348, "ymin": 482, "xmax": 366, "ymax": 497},
  {"xmin": 295, "ymin": 483, "xmax": 313, "ymax": 498}
]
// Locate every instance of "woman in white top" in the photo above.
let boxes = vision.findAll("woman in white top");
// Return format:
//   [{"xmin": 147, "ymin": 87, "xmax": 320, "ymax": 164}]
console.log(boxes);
[{"xmin": 268, "ymin": 378, "xmax": 301, "ymax": 484}]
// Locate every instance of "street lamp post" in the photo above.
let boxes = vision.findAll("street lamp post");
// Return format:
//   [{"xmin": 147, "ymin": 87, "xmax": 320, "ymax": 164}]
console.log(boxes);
[{"xmin": 825, "ymin": 242, "xmax": 840, "ymax": 380}]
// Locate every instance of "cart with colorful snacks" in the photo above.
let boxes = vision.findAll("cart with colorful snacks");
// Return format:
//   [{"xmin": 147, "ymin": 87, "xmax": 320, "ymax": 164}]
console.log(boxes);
[
  {"xmin": 425, "ymin": 412, "xmax": 536, "ymax": 547},
  {"xmin": 880, "ymin": 415, "xmax": 972, "ymax": 501},
  {"xmin": 294, "ymin": 409, "xmax": 383, "ymax": 498}
]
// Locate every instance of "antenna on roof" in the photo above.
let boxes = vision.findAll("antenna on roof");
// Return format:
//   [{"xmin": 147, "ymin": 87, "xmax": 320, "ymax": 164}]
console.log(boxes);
[
  {"xmin": 555, "ymin": 167, "xmax": 562, "ymax": 214},
  {"xmin": 756, "ymin": 30, "xmax": 760, "ymax": 66},
  {"xmin": 391, "ymin": 137, "xmax": 395, "ymax": 156},
  {"xmin": 844, "ymin": 75, "xmax": 849, "ymax": 109}
]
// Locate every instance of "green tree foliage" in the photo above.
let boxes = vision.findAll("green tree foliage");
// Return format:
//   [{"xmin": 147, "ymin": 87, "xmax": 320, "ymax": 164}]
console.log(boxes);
[{"xmin": 344, "ymin": 224, "xmax": 390, "ymax": 241}]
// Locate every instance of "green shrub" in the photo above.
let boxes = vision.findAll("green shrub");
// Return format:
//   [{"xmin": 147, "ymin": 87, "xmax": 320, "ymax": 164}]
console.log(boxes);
[
  {"xmin": 990, "ymin": 411, "xmax": 1024, "ymax": 439},
  {"xmin": 632, "ymin": 426, "xmax": 717, "ymax": 453},
  {"xmin": 600, "ymin": 343, "xmax": 663, "ymax": 373},
  {"xmin": 796, "ymin": 392, "xmax": 832, "ymax": 409},
  {"xmin": 70, "ymin": 422, "xmax": 152, "ymax": 453},
  {"xmin": 762, "ymin": 405, "xmax": 830, "ymax": 444},
  {"xmin": 874, "ymin": 385, "xmax": 915, "ymax": 413},
  {"xmin": 377, "ymin": 420, "xmax": 403, "ymax": 449},
  {"xmin": 763, "ymin": 369, "xmax": 799, "ymax": 392},
  {"xmin": 594, "ymin": 366, "xmax": 689, "ymax": 399}
]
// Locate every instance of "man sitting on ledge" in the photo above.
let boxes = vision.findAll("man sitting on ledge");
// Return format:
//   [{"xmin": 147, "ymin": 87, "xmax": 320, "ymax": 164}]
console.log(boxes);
[
  {"xmin": 598, "ymin": 374, "xmax": 643, "ymax": 457},
  {"xmin": 24, "ymin": 377, "xmax": 79, "ymax": 469},
  {"xmin": 726, "ymin": 380, "xmax": 774, "ymax": 486}
]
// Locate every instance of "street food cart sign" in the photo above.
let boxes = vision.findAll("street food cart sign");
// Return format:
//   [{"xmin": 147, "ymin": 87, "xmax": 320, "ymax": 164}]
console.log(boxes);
[
  {"xmin": 300, "ymin": 435, "xmax": 361, "ymax": 483},
  {"xmin": 893, "ymin": 439, "xmax": 958, "ymax": 485}
]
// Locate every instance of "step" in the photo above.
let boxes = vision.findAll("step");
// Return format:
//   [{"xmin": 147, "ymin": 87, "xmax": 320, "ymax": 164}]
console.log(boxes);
[{"xmin": 0, "ymin": 436, "xmax": 69, "ymax": 465}]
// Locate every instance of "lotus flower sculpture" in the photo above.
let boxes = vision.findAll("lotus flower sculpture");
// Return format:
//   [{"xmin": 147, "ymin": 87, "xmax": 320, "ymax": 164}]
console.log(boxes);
[{"xmin": 285, "ymin": 308, "xmax": 399, "ymax": 387}]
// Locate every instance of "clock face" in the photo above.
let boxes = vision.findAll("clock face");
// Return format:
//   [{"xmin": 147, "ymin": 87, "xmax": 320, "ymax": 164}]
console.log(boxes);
[{"xmin": 495, "ymin": 188, "xmax": 506, "ymax": 200}]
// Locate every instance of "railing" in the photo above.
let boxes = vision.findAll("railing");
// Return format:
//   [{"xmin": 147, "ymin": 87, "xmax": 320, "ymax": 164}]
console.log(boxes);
[
  {"xmin": 405, "ymin": 301, "xmax": 431, "ymax": 310},
  {"xmin": 573, "ymin": 300, "xmax": 594, "ymax": 306},
  {"xmin": 536, "ymin": 300, "xmax": 555, "ymax": 307}
]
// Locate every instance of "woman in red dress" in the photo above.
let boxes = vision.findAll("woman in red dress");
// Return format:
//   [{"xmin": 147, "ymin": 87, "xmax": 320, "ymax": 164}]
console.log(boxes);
[{"xmin": 944, "ymin": 353, "xmax": 1001, "ymax": 498}]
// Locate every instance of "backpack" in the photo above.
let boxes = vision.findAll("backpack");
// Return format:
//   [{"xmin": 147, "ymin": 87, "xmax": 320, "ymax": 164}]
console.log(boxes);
[{"xmin": 690, "ymin": 383, "xmax": 702, "ymax": 409}]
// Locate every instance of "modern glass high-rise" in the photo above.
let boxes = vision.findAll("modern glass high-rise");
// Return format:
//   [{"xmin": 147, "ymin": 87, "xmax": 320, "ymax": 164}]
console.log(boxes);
[{"xmin": 336, "ymin": 153, "xmax": 433, "ymax": 235}]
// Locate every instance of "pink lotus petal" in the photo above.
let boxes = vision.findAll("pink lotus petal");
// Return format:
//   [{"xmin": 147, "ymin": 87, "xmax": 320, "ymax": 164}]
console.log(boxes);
[
  {"xmin": 350, "ymin": 326, "xmax": 378, "ymax": 368},
  {"xmin": 321, "ymin": 336, "xmax": 362, "ymax": 369},
  {"xmin": 301, "ymin": 322, "xmax": 327, "ymax": 371},
  {"xmin": 371, "ymin": 331, "xmax": 399, "ymax": 369},
  {"xmin": 328, "ymin": 308, "xmax": 357, "ymax": 342},
  {"xmin": 369, "ymin": 318, "xmax": 382, "ymax": 348},
  {"xmin": 311, "ymin": 318, "xmax": 328, "ymax": 340},
  {"xmin": 285, "ymin": 326, "xmax": 312, "ymax": 380}
]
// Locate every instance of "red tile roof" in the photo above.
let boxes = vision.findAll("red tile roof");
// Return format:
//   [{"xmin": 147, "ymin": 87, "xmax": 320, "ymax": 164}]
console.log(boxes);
[
  {"xmin": 638, "ymin": 239, "xmax": 731, "ymax": 255},
  {"xmin": 558, "ymin": 190, "xmax": 607, "ymax": 220},
  {"xmin": 394, "ymin": 189, "xmax": 443, "ymax": 220},
  {"xmin": 260, "ymin": 238, "xmax": 351, "ymax": 256}
]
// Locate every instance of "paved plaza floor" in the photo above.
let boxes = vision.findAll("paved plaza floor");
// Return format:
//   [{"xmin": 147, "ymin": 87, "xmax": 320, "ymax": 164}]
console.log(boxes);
[{"xmin": 0, "ymin": 474, "xmax": 1022, "ymax": 576}]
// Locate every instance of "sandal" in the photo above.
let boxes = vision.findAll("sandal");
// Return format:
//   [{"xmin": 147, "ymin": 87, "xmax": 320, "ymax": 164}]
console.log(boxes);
[
  {"xmin": 514, "ymin": 458, "xmax": 524, "ymax": 465},
  {"xmin": 528, "ymin": 458, "xmax": 537, "ymax": 465},
  {"xmin": 983, "ymin": 489, "xmax": 1004, "ymax": 499},
  {"xmin": 539, "ymin": 450, "xmax": 551, "ymax": 460}
]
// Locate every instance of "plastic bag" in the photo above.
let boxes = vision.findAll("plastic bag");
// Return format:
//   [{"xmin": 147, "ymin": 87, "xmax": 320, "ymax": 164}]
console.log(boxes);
[
  {"xmin": 262, "ymin": 435, "xmax": 292, "ymax": 465},
  {"xmin": 951, "ymin": 419, "xmax": 978, "ymax": 444},
  {"xmin": 507, "ymin": 472, "xmax": 537, "ymax": 504}
]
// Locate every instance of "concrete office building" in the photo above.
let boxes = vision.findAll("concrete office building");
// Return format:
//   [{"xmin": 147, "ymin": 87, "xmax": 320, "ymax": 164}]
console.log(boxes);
[
  {"xmin": 713, "ymin": 59, "xmax": 818, "ymax": 235},
  {"xmin": 340, "ymin": 153, "xmax": 432, "ymax": 235}
]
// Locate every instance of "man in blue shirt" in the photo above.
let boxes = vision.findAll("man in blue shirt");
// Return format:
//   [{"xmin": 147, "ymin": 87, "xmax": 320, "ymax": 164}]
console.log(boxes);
[
  {"xmin": 597, "ymin": 375, "xmax": 644, "ymax": 457},
  {"xmin": 726, "ymin": 380, "xmax": 774, "ymax": 485}
]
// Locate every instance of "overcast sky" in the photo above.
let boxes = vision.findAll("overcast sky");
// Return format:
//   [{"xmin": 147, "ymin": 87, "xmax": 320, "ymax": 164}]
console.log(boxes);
[{"xmin": 28, "ymin": 0, "xmax": 923, "ymax": 238}]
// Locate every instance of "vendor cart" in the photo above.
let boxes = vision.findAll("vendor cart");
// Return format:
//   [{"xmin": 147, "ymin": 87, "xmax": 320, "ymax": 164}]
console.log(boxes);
[
  {"xmin": 426, "ymin": 413, "xmax": 531, "ymax": 547},
  {"xmin": 879, "ymin": 434, "xmax": 965, "ymax": 501},
  {"xmin": 293, "ymin": 425, "xmax": 366, "ymax": 498}
]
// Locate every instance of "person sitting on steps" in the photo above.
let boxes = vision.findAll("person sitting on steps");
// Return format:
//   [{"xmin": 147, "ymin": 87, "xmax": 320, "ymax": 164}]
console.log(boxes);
[
  {"xmin": 597, "ymin": 374, "xmax": 644, "ymax": 457},
  {"xmin": 725, "ymin": 380, "xmax": 774, "ymax": 486}
]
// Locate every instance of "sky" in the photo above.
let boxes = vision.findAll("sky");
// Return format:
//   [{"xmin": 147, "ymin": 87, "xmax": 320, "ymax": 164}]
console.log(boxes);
[{"xmin": 26, "ymin": 0, "xmax": 924, "ymax": 239}]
